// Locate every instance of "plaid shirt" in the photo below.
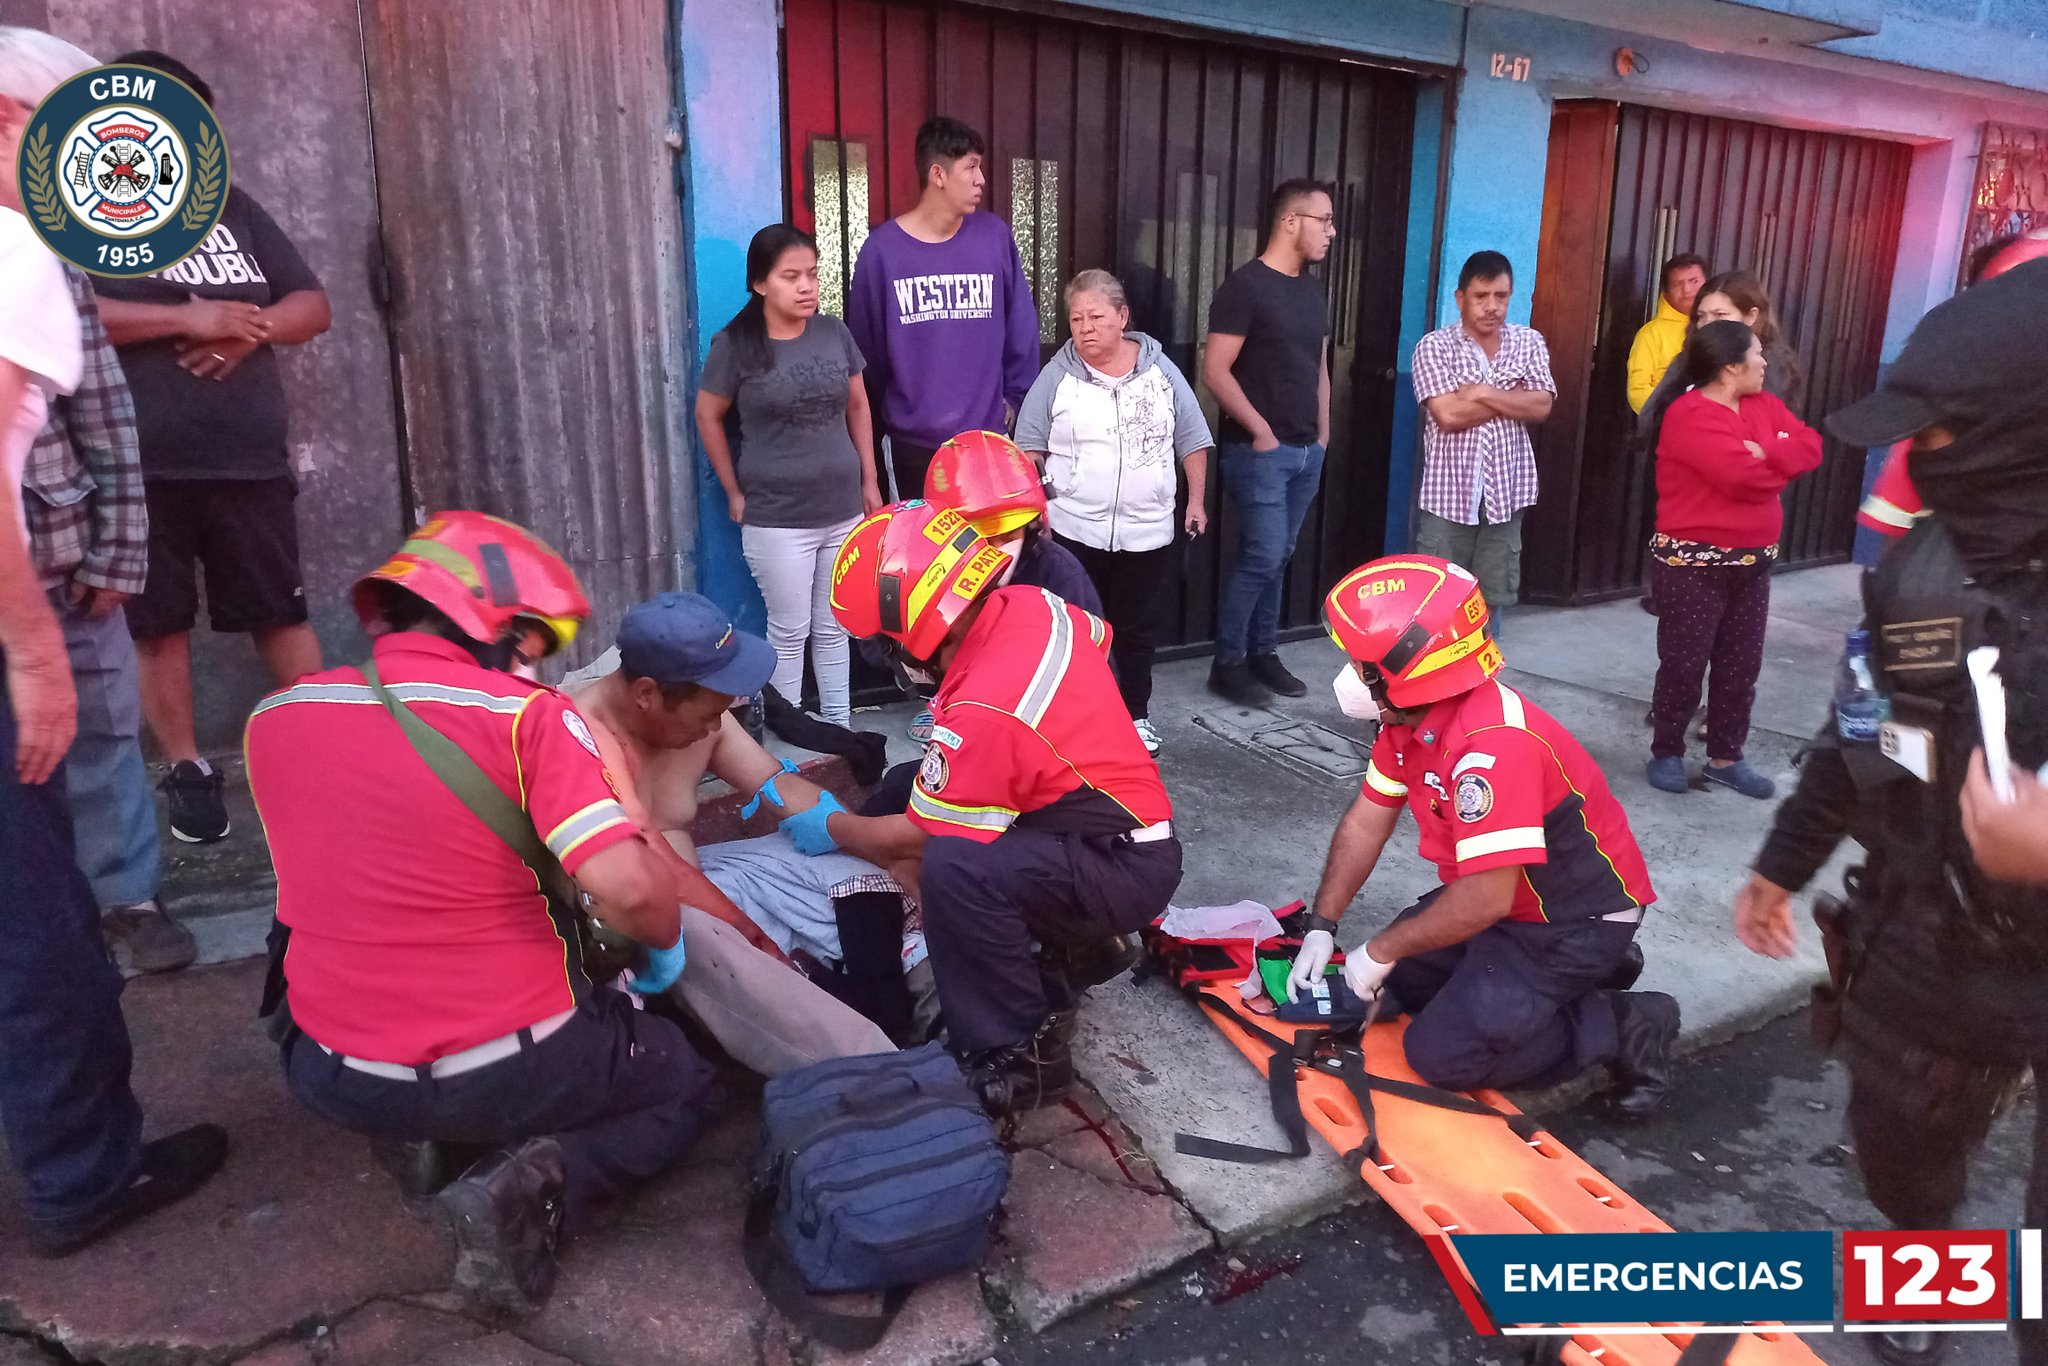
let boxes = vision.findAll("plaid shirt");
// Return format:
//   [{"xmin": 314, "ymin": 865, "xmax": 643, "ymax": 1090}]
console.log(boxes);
[
  {"xmin": 1411, "ymin": 321, "xmax": 1555, "ymax": 525},
  {"xmin": 25, "ymin": 268, "xmax": 146, "ymax": 594}
]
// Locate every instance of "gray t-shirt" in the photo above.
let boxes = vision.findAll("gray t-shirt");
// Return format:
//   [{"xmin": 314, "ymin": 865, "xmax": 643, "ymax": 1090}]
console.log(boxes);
[{"xmin": 702, "ymin": 315, "xmax": 866, "ymax": 529}]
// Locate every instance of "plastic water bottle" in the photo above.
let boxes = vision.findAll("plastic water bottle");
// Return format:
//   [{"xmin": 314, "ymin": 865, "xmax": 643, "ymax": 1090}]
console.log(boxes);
[{"xmin": 1835, "ymin": 629, "xmax": 1888, "ymax": 745}]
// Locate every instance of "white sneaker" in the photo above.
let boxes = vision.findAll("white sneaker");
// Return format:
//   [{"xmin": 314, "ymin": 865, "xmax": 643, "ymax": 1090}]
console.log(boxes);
[
  {"xmin": 908, "ymin": 710, "xmax": 934, "ymax": 743},
  {"xmin": 1133, "ymin": 718, "xmax": 1163, "ymax": 755}
]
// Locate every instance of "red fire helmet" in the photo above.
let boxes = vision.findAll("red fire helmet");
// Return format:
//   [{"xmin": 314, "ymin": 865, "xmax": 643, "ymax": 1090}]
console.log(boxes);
[
  {"xmin": 829, "ymin": 500, "xmax": 1013, "ymax": 659},
  {"xmin": 352, "ymin": 510, "xmax": 588, "ymax": 655},
  {"xmin": 924, "ymin": 429, "xmax": 1048, "ymax": 537},
  {"xmin": 1322, "ymin": 555, "xmax": 1502, "ymax": 709}
]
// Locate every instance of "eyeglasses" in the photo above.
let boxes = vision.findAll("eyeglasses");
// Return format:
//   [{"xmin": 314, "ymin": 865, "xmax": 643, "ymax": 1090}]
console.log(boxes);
[{"xmin": 1292, "ymin": 212, "xmax": 1335, "ymax": 226}]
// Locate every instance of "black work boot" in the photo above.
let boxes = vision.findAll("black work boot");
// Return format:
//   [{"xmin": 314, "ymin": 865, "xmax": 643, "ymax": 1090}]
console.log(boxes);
[
  {"xmin": 1607, "ymin": 991, "xmax": 1680, "ymax": 1121},
  {"xmin": 1874, "ymin": 1329, "xmax": 1944, "ymax": 1365},
  {"xmin": 964, "ymin": 1024, "xmax": 1075, "ymax": 1116},
  {"xmin": 29, "ymin": 1124, "xmax": 230, "ymax": 1259},
  {"xmin": 1043, "ymin": 934, "xmax": 1139, "ymax": 993},
  {"xmin": 1248, "ymin": 652, "xmax": 1308, "ymax": 698},
  {"xmin": 1207, "ymin": 658, "xmax": 1271, "ymax": 708},
  {"xmin": 435, "ymin": 1137, "xmax": 567, "ymax": 1316},
  {"xmin": 371, "ymin": 1137, "xmax": 491, "ymax": 1219},
  {"xmin": 1600, "ymin": 941, "xmax": 1645, "ymax": 992}
]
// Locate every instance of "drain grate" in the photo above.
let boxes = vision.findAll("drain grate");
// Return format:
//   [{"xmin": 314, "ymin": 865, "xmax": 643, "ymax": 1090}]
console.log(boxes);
[{"xmin": 1192, "ymin": 705, "xmax": 1374, "ymax": 781}]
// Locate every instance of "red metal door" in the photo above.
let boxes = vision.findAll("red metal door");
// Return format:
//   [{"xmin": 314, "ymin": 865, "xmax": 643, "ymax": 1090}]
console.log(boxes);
[{"xmin": 784, "ymin": 0, "xmax": 1418, "ymax": 652}]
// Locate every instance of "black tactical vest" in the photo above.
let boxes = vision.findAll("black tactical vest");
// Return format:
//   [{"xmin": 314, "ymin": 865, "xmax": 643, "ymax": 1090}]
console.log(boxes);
[{"xmin": 1857, "ymin": 518, "xmax": 2048, "ymax": 958}]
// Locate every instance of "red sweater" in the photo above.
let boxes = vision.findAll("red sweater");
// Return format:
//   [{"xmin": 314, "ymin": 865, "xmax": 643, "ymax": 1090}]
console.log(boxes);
[{"xmin": 1655, "ymin": 388, "xmax": 1823, "ymax": 549}]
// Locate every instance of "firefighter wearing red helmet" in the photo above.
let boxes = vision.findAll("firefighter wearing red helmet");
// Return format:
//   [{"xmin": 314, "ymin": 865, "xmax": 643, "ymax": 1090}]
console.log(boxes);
[
  {"xmin": 246, "ymin": 512, "xmax": 721, "ymax": 1315},
  {"xmin": 1291, "ymin": 554, "xmax": 1680, "ymax": 1115},
  {"xmin": 802, "ymin": 500, "xmax": 1179, "ymax": 1111},
  {"xmin": 923, "ymin": 429, "xmax": 1101, "ymax": 615}
]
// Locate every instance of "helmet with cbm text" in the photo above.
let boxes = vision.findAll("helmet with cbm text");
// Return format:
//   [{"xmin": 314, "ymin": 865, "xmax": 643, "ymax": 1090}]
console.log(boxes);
[
  {"xmin": 1322, "ymin": 555, "xmax": 1502, "ymax": 709},
  {"xmin": 829, "ymin": 501, "xmax": 1013, "ymax": 660},
  {"xmin": 352, "ymin": 511, "xmax": 588, "ymax": 655},
  {"xmin": 923, "ymin": 429, "xmax": 1048, "ymax": 538}
]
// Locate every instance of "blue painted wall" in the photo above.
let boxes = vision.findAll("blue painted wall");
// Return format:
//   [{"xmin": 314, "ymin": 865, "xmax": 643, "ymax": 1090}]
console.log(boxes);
[{"xmin": 677, "ymin": 0, "xmax": 783, "ymax": 635}]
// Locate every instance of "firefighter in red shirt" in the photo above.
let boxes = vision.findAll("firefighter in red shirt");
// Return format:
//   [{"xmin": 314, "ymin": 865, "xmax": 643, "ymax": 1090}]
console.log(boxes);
[
  {"xmin": 1288, "ymin": 555, "xmax": 1681, "ymax": 1116},
  {"xmin": 246, "ymin": 513, "xmax": 721, "ymax": 1315},
  {"xmin": 792, "ymin": 500, "xmax": 1181, "ymax": 1111}
]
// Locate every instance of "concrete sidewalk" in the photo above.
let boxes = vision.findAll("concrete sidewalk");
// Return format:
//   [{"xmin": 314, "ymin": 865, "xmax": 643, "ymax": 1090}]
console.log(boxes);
[
  {"xmin": 3, "ymin": 563, "xmax": 1864, "ymax": 1365},
  {"xmin": 1083, "ymin": 562, "xmax": 1861, "ymax": 1243}
]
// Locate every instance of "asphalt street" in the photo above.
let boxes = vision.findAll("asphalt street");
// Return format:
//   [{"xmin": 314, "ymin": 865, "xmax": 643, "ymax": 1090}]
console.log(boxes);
[{"xmin": 1001, "ymin": 1010, "xmax": 2035, "ymax": 1366}]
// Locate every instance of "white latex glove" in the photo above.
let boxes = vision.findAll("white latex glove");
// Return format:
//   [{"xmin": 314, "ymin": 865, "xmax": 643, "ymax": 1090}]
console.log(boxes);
[
  {"xmin": 1286, "ymin": 929, "xmax": 1335, "ymax": 1002},
  {"xmin": 1343, "ymin": 942, "xmax": 1396, "ymax": 999}
]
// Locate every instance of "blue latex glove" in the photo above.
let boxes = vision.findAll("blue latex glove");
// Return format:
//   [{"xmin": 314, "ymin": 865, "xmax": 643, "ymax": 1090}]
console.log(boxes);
[
  {"xmin": 627, "ymin": 938, "xmax": 687, "ymax": 995},
  {"xmin": 739, "ymin": 757, "xmax": 802, "ymax": 820},
  {"xmin": 781, "ymin": 791, "xmax": 846, "ymax": 856}
]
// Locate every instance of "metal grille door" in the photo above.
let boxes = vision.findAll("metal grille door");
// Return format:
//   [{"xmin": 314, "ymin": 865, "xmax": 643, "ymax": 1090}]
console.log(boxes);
[
  {"xmin": 785, "ymin": 0, "xmax": 1418, "ymax": 649},
  {"xmin": 1528, "ymin": 100, "xmax": 1911, "ymax": 603}
]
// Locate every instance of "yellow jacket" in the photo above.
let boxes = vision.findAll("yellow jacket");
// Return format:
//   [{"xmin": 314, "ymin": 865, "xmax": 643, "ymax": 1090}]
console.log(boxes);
[{"xmin": 1626, "ymin": 296, "xmax": 1689, "ymax": 413}]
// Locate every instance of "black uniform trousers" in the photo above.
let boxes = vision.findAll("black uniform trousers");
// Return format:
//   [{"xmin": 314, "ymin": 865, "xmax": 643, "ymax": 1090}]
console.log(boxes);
[
  {"xmin": 0, "ymin": 682, "xmax": 144, "ymax": 1224},
  {"xmin": 1836, "ymin": 903, "xmax": 2048, "ymax": 1365},
  {"xmin": 1383, "ymin": 888, "xmax": 1636, "ymax": 1092},
  {"xmin": 283, "ymin": 988, "xmax": 720, "ymax": 1232},
  {"xmin": 922, "ymin": 828, "xmax": 1182, "ymax": 1053}
]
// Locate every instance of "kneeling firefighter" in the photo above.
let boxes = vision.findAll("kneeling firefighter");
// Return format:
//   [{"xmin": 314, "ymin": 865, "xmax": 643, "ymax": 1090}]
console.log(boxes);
[
  {"xmin": 1292, "ymin": 554, "xmax": 1680, "ymax": 1115},
  {"xmin": 1735, "ymin": 260, "xmax": 2048, "ymax": 1366},
  {"xmin": 798, "ymin": 500, "xmax": 1181, "ymax": 1111}
]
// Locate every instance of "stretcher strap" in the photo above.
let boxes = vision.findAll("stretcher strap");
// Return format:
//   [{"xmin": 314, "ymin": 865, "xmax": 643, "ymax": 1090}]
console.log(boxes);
[
  {"xmin": 1173, "ymin": 1029, "xmax": 1318, "ymax": 1163},
  {"xmin": 1174, "ymin": 986, "xmax": 1544, "ymax": 1167}
]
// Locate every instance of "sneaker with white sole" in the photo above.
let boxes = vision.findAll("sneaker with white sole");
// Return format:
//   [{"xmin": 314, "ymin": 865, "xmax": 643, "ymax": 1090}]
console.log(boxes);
[
  {"xmin": 1132, "ymin": 718, "xmax": 1162, "ymax": 755},
  {"xmin": 159, "ymin": 760, "xmax": 229, "ymax": 844},
  {"xmin": 908, "ymin": 709, "xmax": 934, "ymax": 743}
]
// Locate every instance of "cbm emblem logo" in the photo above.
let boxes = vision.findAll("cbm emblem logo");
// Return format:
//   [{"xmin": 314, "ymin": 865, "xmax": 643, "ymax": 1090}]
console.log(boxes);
[{"xmin": 17, "ymin": 64, "xmax": 229, "ymax": 278}]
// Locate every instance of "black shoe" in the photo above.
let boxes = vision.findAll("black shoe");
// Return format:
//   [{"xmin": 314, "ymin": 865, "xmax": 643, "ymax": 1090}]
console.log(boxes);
[
  {"xmin": 964, "ymin": 1026, "xmax": 1074, "ymax": 1116},
  {"xmin": 1600, "ymin": 942, "xmax": 1644, "ymax": 992},
  {"xmin": 1607, "ymin": 991, "xmax": 1680, "ymax": 1121},
  {"xmin": 29, "ymin": 1123, "xmax": 229, "ymax": 1258},
  {"xmin": 1248, "ymin": 653, "xmax": 1308, "ymax": 698},
  {"xmin": 1874, "ymin": 1329, "xmax": 1944, "ymax": 1365},
  {"xmin": 159, "ymin": 760, "xmax": 230, "ymax": 844},
  {"xmin": 1044, "ymin": 934, "xmax": 1139, "ymax": 992},
  {"xmin": 100, "ymin": 899, "xmax": 198, "ymax": 977},
  {"xmin": 371, "ymin": 1137, "xmax": 492, "ymax": 1219},
  {"xmin": 1207, "ymin": 659, "xmax": 1271, "ymax": 708},
  {"xmin": 436, "ymin": 1137, "xmax": 567, "ymax": 1316}
]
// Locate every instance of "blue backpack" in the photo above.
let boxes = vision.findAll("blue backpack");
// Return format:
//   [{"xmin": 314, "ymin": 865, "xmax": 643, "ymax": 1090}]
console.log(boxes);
[{"xmin": 745, "ymin": 1042, "xmax": 1010, "ymax": 1349}]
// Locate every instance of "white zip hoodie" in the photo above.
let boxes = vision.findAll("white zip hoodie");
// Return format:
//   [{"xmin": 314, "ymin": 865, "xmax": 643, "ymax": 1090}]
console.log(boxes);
[{"xmin": 1014, "ymin": 331, "xmax": 1213, "ymax": 553}]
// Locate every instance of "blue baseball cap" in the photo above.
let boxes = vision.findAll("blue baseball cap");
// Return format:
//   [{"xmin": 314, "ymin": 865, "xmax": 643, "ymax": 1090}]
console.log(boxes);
[{"xmin": 616, "ymin": 592, "xmax": 775, "ymax": 698}]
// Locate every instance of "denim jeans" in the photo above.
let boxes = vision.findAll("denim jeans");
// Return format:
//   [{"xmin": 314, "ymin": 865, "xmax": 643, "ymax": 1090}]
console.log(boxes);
[
  {"xmin": 1215, "ymin": 441, "xmax": 1325, "ymax": 662},
  {"xmin": 55, "ymin": 597, "xmax": 160, "ymax": 907},
  {"xmin": 0, "ymin": 664, "xmax": 145, "ymax": 1221}
]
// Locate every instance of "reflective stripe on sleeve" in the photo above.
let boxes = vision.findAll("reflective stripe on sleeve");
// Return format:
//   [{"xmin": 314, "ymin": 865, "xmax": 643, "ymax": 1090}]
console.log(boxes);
[
  {"xmin": 1454, "ymin": 826, "xmax": 1546, "ymax": 862},
  {"xmin": 908, "ymin": 785, "xmax": 1019, "ymax": 834},
  {"xmin": 545, "ymin": 798, "xmax": 631, "ymax": 860},
  {"xmin": 1364, "ymin": 760, "xmax": 1407, "ymax": 799}
]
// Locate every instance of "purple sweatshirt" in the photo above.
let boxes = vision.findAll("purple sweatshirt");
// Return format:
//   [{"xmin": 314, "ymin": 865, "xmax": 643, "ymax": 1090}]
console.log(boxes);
[{"xmin": 845, "ymin": 214, "xmax": 1042, "ymax": 449}]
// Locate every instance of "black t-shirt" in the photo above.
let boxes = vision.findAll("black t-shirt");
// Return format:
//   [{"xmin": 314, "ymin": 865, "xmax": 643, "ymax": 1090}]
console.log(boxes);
[
  {"xmin": 94, "ymin": 187, "xmax": 321, "ymax": 480},
  {"xmin": 1205, "ymin": 260, "xmax": 1329, "ymax": 447}
]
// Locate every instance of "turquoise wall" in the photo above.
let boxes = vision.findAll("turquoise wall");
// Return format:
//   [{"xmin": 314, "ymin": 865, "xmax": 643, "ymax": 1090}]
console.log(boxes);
[{"xmin": 677, "ymin": 0, "xmax": 782, "ymax": 635}]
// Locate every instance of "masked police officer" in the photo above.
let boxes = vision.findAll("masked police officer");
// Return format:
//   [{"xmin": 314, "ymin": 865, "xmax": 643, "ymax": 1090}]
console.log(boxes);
[
  {"xmin": 1292, "ymin": 555, "xmax": 1678, "ymax": 1114},
  {"xmin": 1734, "ymin": 260, "xmax": 2048, "ymax": 1366}
]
